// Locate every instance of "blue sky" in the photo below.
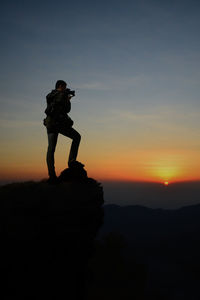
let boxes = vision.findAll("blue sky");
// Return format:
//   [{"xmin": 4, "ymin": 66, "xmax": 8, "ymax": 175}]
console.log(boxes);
[
  {"xmin": 0, "ymin": 0, "xmax": 200, "ymax": 182},
  {"xmin": 1, "ymin": 0, "xmax": 200, "ymax": 109}
]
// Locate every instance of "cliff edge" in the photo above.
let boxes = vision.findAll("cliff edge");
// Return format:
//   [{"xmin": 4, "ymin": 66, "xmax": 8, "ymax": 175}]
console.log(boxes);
[{"xmin": 0, "ymin": 174, "xmax": 104, "ymax": 300}]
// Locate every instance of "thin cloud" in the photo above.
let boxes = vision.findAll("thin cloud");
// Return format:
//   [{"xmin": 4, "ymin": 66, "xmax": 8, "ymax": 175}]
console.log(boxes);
[
  {"xmin": 76, "ymin": 74, "xmax": 146, "ymax": 91},
  {"xmin": 76, "ymin": 82, "xmax": 110, "ymax": 91}
]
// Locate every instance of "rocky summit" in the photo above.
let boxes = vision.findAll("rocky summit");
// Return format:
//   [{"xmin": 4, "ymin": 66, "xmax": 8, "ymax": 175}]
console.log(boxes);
[{"xmin": 0, "ymin": 175, "xmax": 104, "ymax": 300}]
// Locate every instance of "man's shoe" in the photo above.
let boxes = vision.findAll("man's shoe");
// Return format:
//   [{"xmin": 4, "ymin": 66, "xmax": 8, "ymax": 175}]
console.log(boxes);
[
  {"xmin": 68, "ymin": 160, "xmax": 84, "ymax": 168},
  {"xmin": 47, "ymin": 176, "xmax": 59, "ymax": 185}
]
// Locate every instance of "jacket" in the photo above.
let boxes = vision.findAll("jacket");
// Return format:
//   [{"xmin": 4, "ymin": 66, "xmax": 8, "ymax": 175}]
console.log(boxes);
[{"xmin": 43, "ymin": 90, "xmax": 73, "ymax": 132}]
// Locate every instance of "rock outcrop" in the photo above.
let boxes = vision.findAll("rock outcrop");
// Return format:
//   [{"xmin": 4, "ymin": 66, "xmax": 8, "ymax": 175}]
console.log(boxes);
[{"xmin": 0, "ymin": 172, "xmax": 104, "ymax": 299}]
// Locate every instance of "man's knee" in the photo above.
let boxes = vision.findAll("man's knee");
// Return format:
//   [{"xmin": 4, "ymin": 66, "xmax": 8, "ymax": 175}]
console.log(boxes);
[
  {"xmin": 77, "ymin": 132, "xmax": 81, "ymax": 142},
  {"xmin": 74, "ymin": 131, "xmax": 81, "ymax": 143},
  {"xmin": 47, "ymin": 144, "xmax": 56, "ymax": 154},
  {"xmin": 47, "ymin": 142, "xmax": 57, "ymax": 154},
  {"xmin": 47, "ymin": 133, "xmax": 57, "ymax": 153}
]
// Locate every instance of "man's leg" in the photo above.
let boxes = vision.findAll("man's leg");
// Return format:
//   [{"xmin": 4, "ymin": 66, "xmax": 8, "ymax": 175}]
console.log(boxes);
[
  {"xmin": 46, "ymin": 132, "xmax": 58, "ymax": 178},
  {"xmin": 59, "ymin": 127, "xmax": 81, "ymax": 166}
]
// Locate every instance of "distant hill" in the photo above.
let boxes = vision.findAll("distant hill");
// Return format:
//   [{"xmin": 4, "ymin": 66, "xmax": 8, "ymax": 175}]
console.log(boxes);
[
  {"xmin": 95, "ymin": 203, "xmax": 200, "ymax": 299},
  {"xmin": 101, "ymin": 203, "xmax": 200, "ymax": 241}
]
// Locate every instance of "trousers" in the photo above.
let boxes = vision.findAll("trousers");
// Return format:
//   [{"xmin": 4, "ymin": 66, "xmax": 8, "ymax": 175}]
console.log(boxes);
[{"xmin": 46, "ymin": 127, "xmax": 81, "ymax": 178}]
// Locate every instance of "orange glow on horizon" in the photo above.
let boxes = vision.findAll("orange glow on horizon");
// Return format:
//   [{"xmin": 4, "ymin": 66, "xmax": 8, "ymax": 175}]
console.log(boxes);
[
  {"xmin": 1, "ymin": 168, "xmax": 200, "ymax": 184},
  {"xmin": 1, "ymin": 149, "xmax": 200, "ymax": 184}
]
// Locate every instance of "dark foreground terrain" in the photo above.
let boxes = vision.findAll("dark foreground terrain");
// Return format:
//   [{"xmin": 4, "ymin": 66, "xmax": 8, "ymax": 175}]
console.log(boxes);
[
  {"xmin": 1, "ymin": 177, "xmax": 200, "ymax": 300},
  {"xmin": 0, "ymin": 177, "xmax": 104, "ymax": 300}
]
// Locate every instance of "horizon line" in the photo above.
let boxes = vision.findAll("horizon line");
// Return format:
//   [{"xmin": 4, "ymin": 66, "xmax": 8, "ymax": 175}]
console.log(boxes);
[{"xmin": 1, "ymin": 178, "xmax": 200, "ymax": 187}]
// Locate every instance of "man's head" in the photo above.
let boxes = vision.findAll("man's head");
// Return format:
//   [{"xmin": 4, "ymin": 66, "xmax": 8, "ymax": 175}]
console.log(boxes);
[{"xmin": 55, "ymin": 80, "xmax": 67, "ymax": 91}]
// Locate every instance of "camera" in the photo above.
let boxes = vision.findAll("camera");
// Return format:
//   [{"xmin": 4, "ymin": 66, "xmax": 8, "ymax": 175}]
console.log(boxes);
[{"xmin": 65, "ymin": 88, "xmax": 75, "ymax": 97}]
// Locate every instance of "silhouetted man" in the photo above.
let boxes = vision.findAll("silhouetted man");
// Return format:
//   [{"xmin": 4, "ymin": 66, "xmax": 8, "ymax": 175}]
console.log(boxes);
[{"xmin": 44, "ymin": 80, "xmax": 81, "ymax": 183}]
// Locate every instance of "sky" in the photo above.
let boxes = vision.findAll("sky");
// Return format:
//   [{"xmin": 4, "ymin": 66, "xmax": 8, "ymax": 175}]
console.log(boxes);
[{"xmin": 0, "ymin": 0, "xmax": 200, "ymax": 184}]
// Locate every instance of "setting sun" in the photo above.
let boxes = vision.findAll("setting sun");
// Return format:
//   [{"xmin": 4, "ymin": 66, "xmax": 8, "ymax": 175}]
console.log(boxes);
[
  {"xmin": 164, "ymin": 181, "xmax": 169, "ymax": 186},
  {"xmin": 142, "ymin": 154, "xmax": 184, "ymax": 183}
]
